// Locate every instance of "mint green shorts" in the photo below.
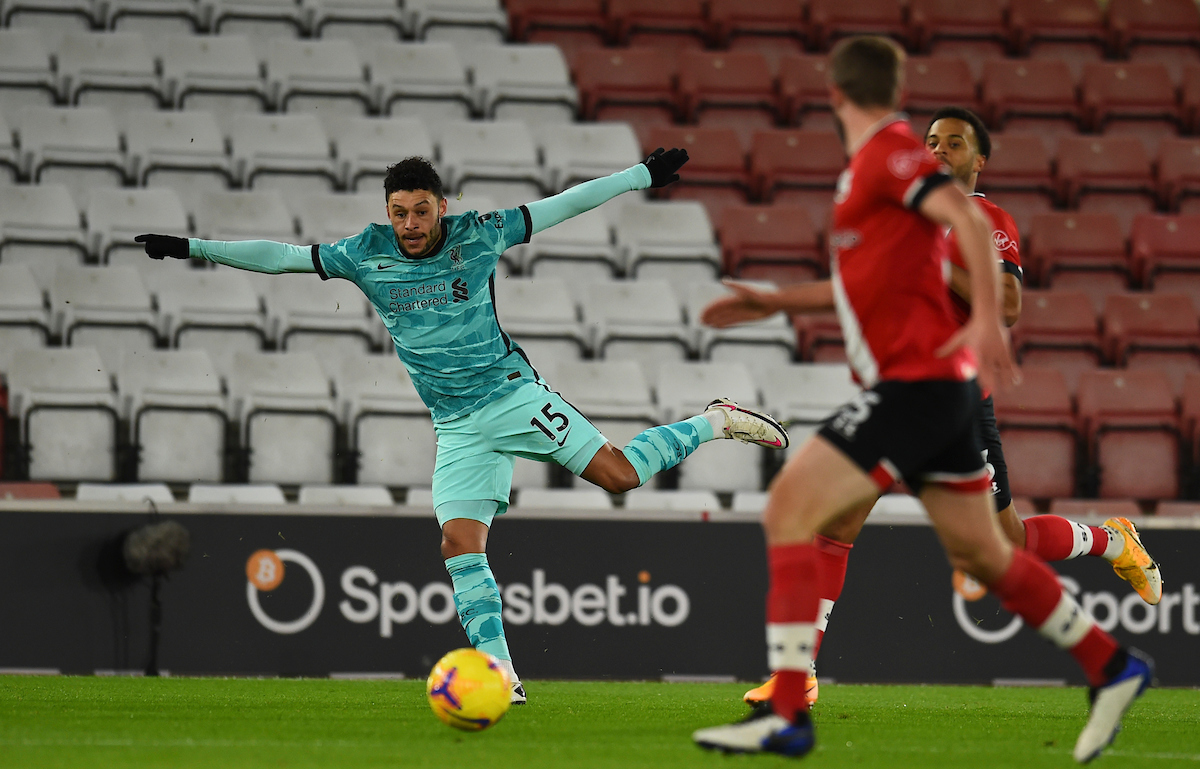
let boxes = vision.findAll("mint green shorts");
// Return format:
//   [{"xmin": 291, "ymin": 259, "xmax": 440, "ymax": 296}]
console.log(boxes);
[{"xmin": 432, "ymin": 381, "xmax": 610, "ymax": 527}]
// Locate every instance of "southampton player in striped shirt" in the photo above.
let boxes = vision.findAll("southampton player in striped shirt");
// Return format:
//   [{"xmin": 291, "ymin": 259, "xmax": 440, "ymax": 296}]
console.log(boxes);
[
  {"xmin": 135, "ymin": 150, "xmax": 790, "ymax": 706},
  {"xmin": 730, "ymin": 106, "xmax": 1162, "ymax": 711}
]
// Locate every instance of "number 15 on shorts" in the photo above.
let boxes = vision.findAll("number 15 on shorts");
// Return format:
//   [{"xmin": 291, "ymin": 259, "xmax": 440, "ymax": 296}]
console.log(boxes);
[{"xmin": 531, "ymin": 403, "xmax": 570, "ymax": 446}]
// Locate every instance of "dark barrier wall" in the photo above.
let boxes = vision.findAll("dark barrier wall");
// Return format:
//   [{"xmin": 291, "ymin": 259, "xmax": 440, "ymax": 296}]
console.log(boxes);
[{"xmin": 0, "ymin": 507, "xmax": 1196, "ymax": 684}]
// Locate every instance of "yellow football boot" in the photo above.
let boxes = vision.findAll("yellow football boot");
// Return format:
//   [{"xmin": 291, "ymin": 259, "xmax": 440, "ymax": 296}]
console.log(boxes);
[{"xmin": 1105, "ymin": 517, "xmax": 1162, "ymax": 605}]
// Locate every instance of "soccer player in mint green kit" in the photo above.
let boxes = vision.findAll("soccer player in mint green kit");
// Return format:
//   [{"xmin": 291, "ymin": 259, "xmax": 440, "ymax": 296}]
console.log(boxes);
[{"xmin": 136, "ymin": 148, "xmax": 790, "ymax": 705}]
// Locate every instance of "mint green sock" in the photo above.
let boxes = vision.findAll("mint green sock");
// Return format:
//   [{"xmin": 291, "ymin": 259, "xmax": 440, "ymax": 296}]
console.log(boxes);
[
  {"xmin": 622, "ymin": 415, "xmax": 716, "ymax": 487},
  {"xmin": 445, "ymin": 553, "xmax": 511, "ymax": 663}
]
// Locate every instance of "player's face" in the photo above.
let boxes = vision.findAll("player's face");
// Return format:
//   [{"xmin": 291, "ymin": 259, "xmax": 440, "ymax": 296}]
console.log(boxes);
[
  {"xmin": 387, "ymin": 189, "xmax": 448, "ymax": 257},
  {"xmin": 925, "ymin": 118, "xmax": 985, "ymax": 187}
]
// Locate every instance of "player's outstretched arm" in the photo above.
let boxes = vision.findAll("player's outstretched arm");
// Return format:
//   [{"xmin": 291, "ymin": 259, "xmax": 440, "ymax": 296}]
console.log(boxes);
[
  {"xmin": 700, "ymin": 279, "xmax": 834, "ymax": 329},
  {"xmin": 135, "ymin": 234, "xmax": 316, "ymax": 274},
  {"xmin": 524, "ymin": 147, "xmax": 689, "ymax": 235}
]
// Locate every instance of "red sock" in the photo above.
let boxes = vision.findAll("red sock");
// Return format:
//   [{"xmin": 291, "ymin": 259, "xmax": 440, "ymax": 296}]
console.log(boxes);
[
  {"xmin": 767, "ymin": 542, "xmax": 821, "ymax": 720},
  {"xmin": 812, "ymin": 535, "xmax": 852, "ymax": 662},
  {"xmin": 989, "ymin": 549, "xmax": 1120, "ymax": 686},
  {"xmin": 1023, "ymin": 515, "xmax": 1112, "ymax": 561}
]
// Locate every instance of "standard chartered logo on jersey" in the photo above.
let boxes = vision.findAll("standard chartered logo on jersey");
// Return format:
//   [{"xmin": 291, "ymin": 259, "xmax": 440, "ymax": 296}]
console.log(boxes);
[
  {"xmin": 954, "ymin": 575, "xmax": 1200, "ymax": 644},
  {"xmin": 244, "ymin": 549, "xmax": 690, "ymax": 636}
]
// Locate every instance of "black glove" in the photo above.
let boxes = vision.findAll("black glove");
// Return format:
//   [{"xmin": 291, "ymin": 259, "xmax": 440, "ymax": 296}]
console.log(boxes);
[
  {"xmin": 642, "ymin": 147, "xmax": 689, "ymax": 188},
  {"xmin": 134, "ymin": 233, "xmax": 189, "ymax": 260}
]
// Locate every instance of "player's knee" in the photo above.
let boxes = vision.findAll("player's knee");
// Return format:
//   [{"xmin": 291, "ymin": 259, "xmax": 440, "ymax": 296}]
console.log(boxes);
[
  {"xmin": 596, "ymin": 464, "xmax": 640, "ymax": 494},
  {"xmin": 440, "ymin": 527, "xmax": 485, "ymax": 559}
]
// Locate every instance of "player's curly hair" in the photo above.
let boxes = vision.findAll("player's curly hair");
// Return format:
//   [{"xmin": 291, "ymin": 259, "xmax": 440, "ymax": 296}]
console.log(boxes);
[
  {"xmin": 927, "ymin": 107, "xmax": 992, "ymax": 159},
  {"xmin": 384, "ymin": 156, "xmax": 444, "ymax": 200}
]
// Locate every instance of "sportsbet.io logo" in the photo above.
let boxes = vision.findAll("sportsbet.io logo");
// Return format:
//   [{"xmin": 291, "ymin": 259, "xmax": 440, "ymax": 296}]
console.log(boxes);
[{"xmin": 244, "ymin": 550, "xmax": 690, "ymax": 636}]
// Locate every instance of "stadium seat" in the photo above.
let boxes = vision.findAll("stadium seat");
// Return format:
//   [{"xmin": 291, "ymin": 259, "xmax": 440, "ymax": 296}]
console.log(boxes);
[
  {"xmin": 523, "ymin": 208, "xmax": 619, "ymax": 281},
  {"xmin": 87, "ymin": 187, "xmax": 189, "ymax": 266},
  {"xmin": 268, "ymin": 271, "xmax": 377, "ymax": 358},
  {"xmin": 750, "ymin": 129, "xmax": 844, "ymax": 204},
  {"xmin": 14, "ymin": 106, "xmax": 127, "ymax": 208},
  {"xmin": 227, "ymin": 350, "xmax": 338, "ymax": 485},
  {"xmin": 371, "ymin": 41, "xmax": 475, "ymax": 121},
  {"xmin": 0, "ymin": 263, "xmax": 52, "ymax": 375},
  {"xmin": 493, "ymin": 277, "xmax": 590, "ymax": 360},
  {"xmin": 507, "ymin": 0, "xmax": 607, "ymax": 45},
  {"xmin": 515, "ymin": 487, "xmax": 613, "ymax": 509},
  {"xmin": 1103, "ymin": 293, "xmax": 1200, "ymax": 393},
  {"xmin": 151, "ymin": 269, "xmax": 267, "ymax": 376},
  {"xmin": 325, "ymin": 116, "xmax": 434, "ymax": 192},
  {"xmin": 6, "ymin": 347, "xmax": 119, "ymax": 482},
  {"xmin": 0, "ymin": 29, "xmax": 58, "ymax": 117},
  {"xmin": 991, "ymin": 366, "xmax": 1079, "ymax": 499},
  {"xmin": 264, "ymin": 38, "xmax": 373, "ymax": 116},
  {"xmin": 1, "ymin": 0, "xmax": 96, "ymax": 32},
  {"xmin": 656, "ymin": 360, "xmax": 764, "ymax": 491},
  {"xmin": 643, "ymin": 126, "xmax": 751, "ymax": 225},
  {"xmin": 616, "ymin": 200, "xmax": 720, "ymax": 282},
  {"xmin": 295, "ymin": 191, "xmax": 388, "ymax": 245},
  {"xmin": 535, "ymin": 121, "xmax": 642, "ymax": 191},
  {"xmin": 1129, "ymin": 42, "xmax": 1200, "ymax": 89},
  {"xmin": 574, "ymin": 47, "xmax": 679, "ymax": 131},
  {"xmin": 333, "ymin": 352, "xmax": 435, "ymax": 487},
  {"xmin": 1109, "ymin": 0, "xmax": 1200, "ymax": 56},
  {"xmin": 458, "ymin": 43, "xmax": 578, "ymax": 123},
  {"xmin": 731, "ymin": 490, "xmax": 767, "ymax": 513},
  {"xmin": 977, "ymin": 132, "xmax": 1055, "ymax": 195},
  {"xmin": 192, "ymin": 189, "xmax": 296, "ymax": 242},
  {"xmin": 1010, "ymin": 290, "xmax": 1103, "ymax": 393},
  {"xmin": 158, "ymin": 34, "xmax": 270, "ymax": 114},
  {"xmin": 1081, "ymin": 62, "xmax": 1181, "ymax": 134},
  {"xmin": 1027, "ymin": 213, "xmax": 1131, "ymax": 310},
  {"xmin": 103, "ymin": 0, "xmax": 208, "ymax": 35},
  {"xmin": 1182, "ymin": 370, "xmax": 1200, "ymax": 462},
  {"xmin": 1048, "ymin": 498, "xmax": 1142, "ymax": 519},
  {"xmin": 792, "ymin": 311, "xmax": 846, "ymax": 362},
  {"xmin": 720, "ymin": 204, "xmax": 823, "ymax": 284},
  {"xmin": 981, "ymin": 58, "xmax": 1081, "ymax": 133},
  {"xmin": 1157, "ymin": 138, "xmax": 1200, "ymax": 212},
  {"xmin": 607, "ymin": 0, "xmax": 708, "ymax": 50},
  {"xmin": 118, "ymin": 348, "xmax": 228, "ymax": 483},
  {"xmin": 1055, "ymin": 135, "xmax": 1156, "ymax": 237},
  {"xmin": 208, "ymin": 0, "xmax": 309, "ymax": 40},
  {"xmin": 709, "ymin": 0, "xmax": 805, "ymax": 57},
  {"xmin": 979, "ymin": 190, "xmax": 1054, "ymax": 242},
  {"xmin": 777, "ymin": 54, "xmax": 834, "ymax": 127},
  {"xmin": 56, "ymin": 31, "xmax": 163, "ymax": 112},
  {"xmin": 549, "ymin": 358, "xmax": 657, "ymax": 450},
  {"xmin": 438, "ymin": 119, "xmax": 546, "ymax": 207},
  {"xmin": 1076, "ymin": 368, "xmax": 1181, "ymax": 499},
  {"xmin": 624, "ymin": 488, "xmax": 721, "ymax": 513},
  {"xmin": 228, "ymin": 113, "xmax": 339, "ymax": 195},
  {"xmin": 585, "ymin": 279, "xmax": 692, "ymax": 381},
  {"xmin": 688, "ymin": 280, "xmax": 796, "ymax": 373},
  {"xmin": 806, "ymin": 0, "xmax": 908, "ymax": 51},
  {"xmin": 406, "ymin": 0, "xmax": 508, "ymax": 48},
  {"xmin": 309, "ymin": 0, "xmax": 407, "ymax": 46},
  {"xmin": 903, "ymin": 56, "xmax": 979, "ymax": 125},
  {"xmin": 678, "ymin": 50, "xmax": 779, "ymax": 144},
  {"xmin": 908, "ymin": 0, "xmax": 1008, "ymax": 53},
  {"xmin": 1132, "ymin": 213, "xmax": 1200, "ymax": 289},
  {"xmin": 0, "ymin": 482, "xmax": 61, "ymax": 500},
  {"xmin": 297, "ymin": 484, "xmax": 395, "ymax": 506},
  {"xmin": 1183, "ymin": 64, "xmax": 1200, "ymax": 134},
  {"xmin": 76, "ymin": 483, "xmax": 174, "ymax": 503},
  {"xmin": 1155, "ymin": 500, "xmax": 1200, "ymax": 517},
  {"xmin": 50, "ymin": 266, "xmax": 159, "ymax": 374},
  {"xmin": 1009, "ymin": 0, "xmax": 1108, "ymax": 54},
  {"xmin": 759, "ymin": 362, "xmax": 857, "ymax": 449},
  {"xmin": 0, "ymin": 184, "xmax": 88, "ymax": 289},
  {"xmin": 122, "ymin": 109, "xmax": 234, "ymax": 214},
  {"xmin": 188, "ymin": 483, "xmax": 287, "ymax": 504}
]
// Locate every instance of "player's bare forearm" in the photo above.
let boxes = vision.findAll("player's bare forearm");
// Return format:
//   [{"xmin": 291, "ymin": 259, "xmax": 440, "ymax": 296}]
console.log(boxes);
[
  {"xmin": 701, "ymin": 279, "xmax": 833, "ymax": 328},
  {"xmin": 921, "ymin": 189, "xmax": 1000, "ymax": 322},
  {"xmin": 774, "ymin": 280, "xmax": 835, "ymax": 314},
  {"xmin": 189, "ymin": 239, "xmax": 316, "ymax": 274},
  {"xmin": 949, "ymin": 264, "xmax": 1021, "ymax": 327}
]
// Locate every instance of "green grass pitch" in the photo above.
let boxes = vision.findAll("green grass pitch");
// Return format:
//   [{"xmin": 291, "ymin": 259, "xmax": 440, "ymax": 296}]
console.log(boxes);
[{"xmin": 1, "ymin": 677, "xmax": 1197, "ymax": 769}]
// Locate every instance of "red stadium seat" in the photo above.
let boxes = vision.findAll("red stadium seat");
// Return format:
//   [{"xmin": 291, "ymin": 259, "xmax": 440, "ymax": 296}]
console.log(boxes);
[
  {"xmin": 981, "ymin": 58, "xmax": 1081, "ymax": 131},
  {"xmin": 1181, "ymin": 370, "xmax": 1200, "ymax": 459},
  {"xmin": 1184, "ymin": 64, "xmax": 1200, "ymax": 133},
  {"xmin": 678, "ymin": 51, "xmax": 780, "ymax": 145},
  {"xmin": 903, "ymin": 56, "xmax": 979, "ymax": 124},
  {"xmin": 1156, "ymin": 138, "xmax": 1200, "ymax": 212},
  {"xmin": 720, "ymin": 204, "xmax": 823, "ymax": 284},
  {"xmin": 1076, "ymin": 368, "xmax": 1180, "ymax": 499},
  {"xmin": 1011, "ymin": 290, "xmax": 1103, "ymax": 392},
  {"xmin": 607, "ymin": 0, "xmax": 709, "ymax": 50},
  {"xmin": 644, "ymin": 126, "xmax": 751, "ymax": 224},
  {"xmin": 806, "ymin": 0, "xmax": 909, "ymax": 52},
  {"xmin": 778, "ymin": 54, "xmax": 833, "ymax": 126},
  {"xmin": 1081, "ymin": 62, "xmax": 1181, "ymax": 133},
  {"xmin": 1027, "ymin": 212, "xmax": 1130, "ymax": 288},
  {"xmin": 507, "ymin": 0, "xmax": 607, "ymax": 43},
  {"xmin": 1104, "ymin": 293, "xmax": 1200, "ymax": 394},
  {"xmin": 992, "ymin": 366, "xmax": 1080, "ymax": 499},
  {"xmin": 575, "ymin": 47, "xmax": 680, "ymax": 135},
  {"xmin": 1109, "ymin": 0, "xmax": 1200, "ymax": 55},
  {"xmin": 1131, "ymin": 213, "xmax": 1200, "ymax": 286},
  {"xmin": 1049, "ymin": 498, "xmax": 1143, "ymax": 518},
  {"xmin": 981, "ymin": 190, "xmax": 1054, "ymax": 241},
  {"xmin": 709, "ymin": 0, "xmax": 806, "ymax": 53},
  {"xmin": 750, "ymin": 129, "xmax": 844, "ymax": 203},
  {"xmin": 1009, "ymin": 0, "xmax": 1108, "ymax": 55},
  {"xmin": 908, "ymin": 0, "xmax": 1008, "ymax": 53},
  {"xmin": 978, "ymin": 133, "xmax": 1055, "ymax": 195},
  {"xmin": 1055, "ymin": 135, "xmax": 1157, "ymax": 236},
  {"xmin": 790, "ymin": 312, "xmax": 844, "ymax": 362},
  {"xmin": 1155, "ymin": 500, "xmax": 1200, "ymax": 517},
  {"xmin": 0, "ymin": 482, "xmax": 61, "ymax": 500}
]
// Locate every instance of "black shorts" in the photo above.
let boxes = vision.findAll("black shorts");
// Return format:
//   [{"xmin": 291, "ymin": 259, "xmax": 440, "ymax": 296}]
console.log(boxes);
[
  {"xmin": 977, "ymin": 396, "xmax": 1012, "ymax": 512},
  {"xmin": 818, "ymin": 379, "xmax": 990, "ymax": 496}
]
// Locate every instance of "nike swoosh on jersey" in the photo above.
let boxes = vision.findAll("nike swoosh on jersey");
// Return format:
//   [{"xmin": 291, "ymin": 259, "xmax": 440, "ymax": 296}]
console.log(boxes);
[{"xmin": 556, "ymin": 429, "xmax": 570, "ymax": 447}]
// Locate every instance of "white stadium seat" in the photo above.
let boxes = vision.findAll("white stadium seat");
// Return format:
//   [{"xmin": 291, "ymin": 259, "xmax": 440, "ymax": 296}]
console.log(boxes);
[
  {"xmin": 325, "ymin": 116, "xmax": 435, "ymax": 192},
  {"xmin": 437, "ymin": 119, "xmax": 546, "ymax": 207},
  {"xmin": 0, "ymin": 29, "xmax": 58, "ymax": 116},
  {"xmin": 104, "ymin": 0, "xmax": 205, "ymax": 35},
  {"xmin": 0, "ymin": 263, "xmax": 52, "ymax": 374},
  {"xmin": 298, "ymin": 483, "xmax": 395, "ymax": 506},
  {"xmin": 188, "ymin": 483, "xmax": 287, "ymax": 504},
  {"xmin": 686, "ymin": 280, "xmax": 795, "ymax": 373},
  {"xmin": 51, "ymin": 265, "xmax": 159, "ymax": 374},
  {"xmin": 515, "ymin": 487, "xmax": 613, "ymax": 510},
  {"xmin": 624, "ymin": 488, "xmax": 721, "ymax": 512},
  {"xmin": 308, "ymin": 0, "xmax": 407, "ymax": 46},
  {"xmin": 268, "ymin": 271, "xmax": 377, "ymax": 357},
  {"xmin": 14, "ymin": 105, "xmax": 127, "ymax": 208},
  {"xmin": 264, "ymin": 37, "xmax": 373, "ymax": 116},
  {"xmin": 523, "ymin": 208, "xmax": 619, "ymax": 282},
  {"xmin": 228, "ymin": 113, "xmax": 338, "ymax": 194},
  {"xmin": 7, "ymin": 347, "xmax": 120, "ymax": 482},
  {"xmin": 535, "ymin": 122, "xmax": 642, "ymax": 191},
  {"xmin": 0, "ymin": 184, "xmax": 87, "ymax": 288},
  {"xmin": 459, "ymin": 43, "xmax": 577, "ymax": 123},
  {"xmin": 370, "ymin": 41, "xmax": 474, "ymax": 122},
  {"xmin": 0, "ymin": 110, "xmax": 15, "ymax": 184},
  {"xmin": 55, "ymin": 31, "xmax": 163, "ymax": 112},
  {"xmin": 551, "ymin": 359, "xmax": 657, "ymax": 452},
  {"xmin": 157, "ymin": 34, "xmax": 270, "ymax": 114},
  {"xmin": 192, "ymin": 189, "xmax": 296, "ymax": 242},
  {"xmin": 208, "ymin": 0, "xmax": 308, "ymax": 41},
  {"xmin": 151, "ymin": 269, "xmax": 268, "ymax": 376},
  {"xmin": 407, "ymin": 0, "xmax": 508, "ymax": 48},
  {"xmin": 86, "ymin": 187, "xmax": 190, "ymax": 265},
  {"xmin": 617, "ymin": 200, "xmax": 720, "ymax": 283},
  {"xmin": 119, "ymin": 348, "xmax": 229, "ymax": 483},
  {"xmin": 76, "ymin": 482, "xmax": 174, "ymax": 503},
  {"xmin": 122, "ymin": 109, "xmax": 234, "ymax": 213},
  {"xmin": 493, "ymin": 277, "xmax": 589, "ymax": 361},
  {"xmin": 2, "ymin": 0, "xmax": 95, "ymax": 34},
  {"xmin": 583, "ymin": 280, "xmax": 691, "ymax": 382},
  {"xmin": 294, "ymin": 191, "xmax": 388, "ymax": 244},
  {"xmin": 760, "ymin": 362, "xmax": 858, "ymax": 453}
]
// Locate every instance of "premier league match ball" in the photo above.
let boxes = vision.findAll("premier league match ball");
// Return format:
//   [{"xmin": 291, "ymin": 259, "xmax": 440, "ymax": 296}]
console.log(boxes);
[{"xmin": 426, "ymin": 648, "xmax": 512, "ymax": 731}]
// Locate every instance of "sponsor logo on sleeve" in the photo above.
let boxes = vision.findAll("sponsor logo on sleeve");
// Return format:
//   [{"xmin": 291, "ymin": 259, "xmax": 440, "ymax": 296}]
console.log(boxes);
[
  {"xmin": 992, "ymin": 230, "xmax": 1016, "ymax": 254},
  {"xmin": 887, "ymin": 149, "xmax": 928, "ymax": 180}
]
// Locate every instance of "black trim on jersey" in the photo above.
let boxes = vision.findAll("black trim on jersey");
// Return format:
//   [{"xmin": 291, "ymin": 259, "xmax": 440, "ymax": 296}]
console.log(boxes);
[
  {"xmin": 518, "ymin": 205, "xmax": 533, "ymax": 245},
  {"xmin": 311, "ymin": 244, "xmax": 330, "ymax": 280},
  {"xmin": 488, "ymin": 270, "xmax": 541, "ymax": 380},
  {"xmin": 1001, "ymin": 260, "xmax": 1023, "ymax": 283},
  {"xmin": 907, "ymin": 171, "xmax": 953, "ymax": 211}
]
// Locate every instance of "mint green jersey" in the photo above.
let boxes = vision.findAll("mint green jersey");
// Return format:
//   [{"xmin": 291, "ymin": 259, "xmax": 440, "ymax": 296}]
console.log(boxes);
[{"xmin": 314, "ymin": 207, "xmax": 536, "ymax": 422}]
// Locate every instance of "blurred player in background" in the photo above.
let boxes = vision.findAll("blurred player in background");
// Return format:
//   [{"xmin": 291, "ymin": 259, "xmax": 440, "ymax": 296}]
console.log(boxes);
[
  {"xmin": 136, "ymin": 150, "xmax": 790, "ymax": 705},
  {"xmin": 691, "ymin": 37, "xmax": 1152, "ymax": 762},
  {"xmin": 733, "ymin": 106, "xmax": 1162, "ymax": 710}
]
